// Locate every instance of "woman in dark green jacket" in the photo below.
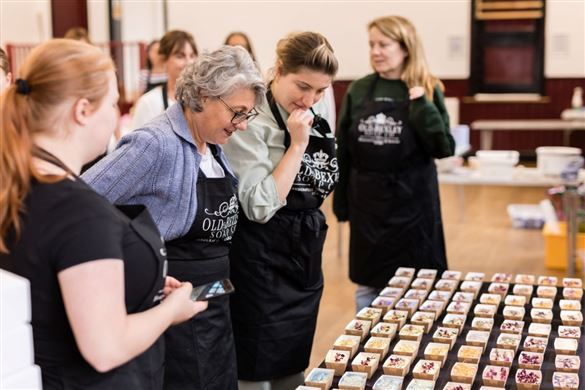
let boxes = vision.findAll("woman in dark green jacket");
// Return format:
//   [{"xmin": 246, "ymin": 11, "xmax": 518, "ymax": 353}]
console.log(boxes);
[{"xmin": 333, "ymin": 15, "xmax": 455, "ymax": 311}]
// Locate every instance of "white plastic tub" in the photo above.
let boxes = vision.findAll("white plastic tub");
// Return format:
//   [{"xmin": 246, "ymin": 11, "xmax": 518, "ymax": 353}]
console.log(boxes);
[
  {"xmin": 536, "ymin": 147, "xmax": 582, "ymax": 177},
  {"xmin": 476, "ymin": 150, "xmax": 519, "ymax": 179},
  {"xmin": 507, "ymin": 204, "xmax": 545, "ymax": 229}
]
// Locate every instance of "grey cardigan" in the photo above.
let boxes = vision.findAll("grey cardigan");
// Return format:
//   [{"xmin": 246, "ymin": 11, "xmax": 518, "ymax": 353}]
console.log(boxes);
[{"xmin": 82, "ymin": 103, "xmax": 237, "ymax": 241}]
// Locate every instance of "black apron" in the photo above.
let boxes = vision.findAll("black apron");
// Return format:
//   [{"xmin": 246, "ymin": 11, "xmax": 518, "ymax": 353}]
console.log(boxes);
[
  {"xmin": 229, "ymin": 91, "xmax": 338, "ymax": 380},
  {"xmin": 163, "ymin": 145, "xmax": 238, "ymax": 390},
  {"xmin": 33, "ymin": 148, "xmax": 167, "ymax": 390},
  {"xmin": 347, "ymin": 75, "xmax": 448, "ymax": 289}
]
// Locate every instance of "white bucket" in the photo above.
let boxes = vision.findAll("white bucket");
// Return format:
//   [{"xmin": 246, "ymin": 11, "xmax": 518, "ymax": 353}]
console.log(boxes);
[
  {"xmin": 536, "ymin": 147, "xmax": 582, "ymax": 177},
  {"xmin": 476, "ymin": 150, "xmax": 519, "ymax": 179}
]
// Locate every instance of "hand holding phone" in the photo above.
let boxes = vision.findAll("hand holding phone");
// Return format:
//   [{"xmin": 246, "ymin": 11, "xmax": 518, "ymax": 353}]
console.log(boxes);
[{"xmin": 191, "ymin": 279, "xmax": 235, "ymax": 301}]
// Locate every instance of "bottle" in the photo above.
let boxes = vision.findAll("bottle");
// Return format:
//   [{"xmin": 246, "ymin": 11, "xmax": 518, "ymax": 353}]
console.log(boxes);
[{"xmin": 571, "ymin": 86, "xmax": 583, "ymax": 109}]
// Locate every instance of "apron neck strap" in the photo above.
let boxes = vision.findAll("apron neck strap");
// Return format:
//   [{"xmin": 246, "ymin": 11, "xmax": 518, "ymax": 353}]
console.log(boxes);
[
  {"xmin": 32, "ymin": 147, "xmax": 79, "ymax": 179},
  {"xmin": 162, "ymin": 85, "xmax": 169, "ymax": 110},
  {"xmin": 266, "ymin": 86, "xmax": 288, "ymax": 132}
]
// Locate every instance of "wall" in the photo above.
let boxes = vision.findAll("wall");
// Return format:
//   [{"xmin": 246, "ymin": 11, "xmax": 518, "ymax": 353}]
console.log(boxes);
[
  {"xmin": 167, "ymin": 1, "xmax": 471, "ymax": 79},
  {"xmin": 2, "ymin": 1, "xmax": 583, "ymax": 78},
  {"xmin": 545, "ymin": 0, "xmax": 585, "ymax": 77},
  {"xmin": 0, "ymin": 0, "xmax": 52, "ymax": 48}
]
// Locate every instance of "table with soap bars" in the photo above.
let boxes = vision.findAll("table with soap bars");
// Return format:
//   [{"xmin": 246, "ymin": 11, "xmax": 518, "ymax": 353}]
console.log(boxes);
[{"xmin": 303, "ymin": 269, "xmax": 584, "ymax": 390}]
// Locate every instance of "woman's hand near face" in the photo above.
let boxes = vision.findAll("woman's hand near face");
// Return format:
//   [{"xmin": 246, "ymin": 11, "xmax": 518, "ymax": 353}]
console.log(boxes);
[{"xmin": 286, "ymin": 108, "xmax": 312, "ymax": 150}]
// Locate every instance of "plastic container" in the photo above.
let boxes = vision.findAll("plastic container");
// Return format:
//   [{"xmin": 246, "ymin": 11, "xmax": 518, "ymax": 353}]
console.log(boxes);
[
  {"xmin": 507, "ymin": 204, "xmax": 545, "ymax": 229},
  {"xmin": 536, "ymin": 147, "xmax": 582, "ymax": 177},
  {"xmin": 476, "ymin": 150, "xmax": 519, "ymax": 179},
  {"xmin": 542, "ymin": 222, "xmax": 585, "ymax": 270}
]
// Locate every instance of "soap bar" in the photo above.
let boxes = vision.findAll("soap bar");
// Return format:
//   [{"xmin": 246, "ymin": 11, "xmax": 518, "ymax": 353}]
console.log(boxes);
[
  {"xmin": 324, "ymin": 349, "xmax": 350, "ymax": 376},
  {"xmin": 304, "ymin": 368, "xmax": 335, "ymax": 390},
  {"xmin": 380, "ymin": 286, "xmax": 405, "ymax": 299},
  {"xmin": 515, "ymin": 368, "xmax": 542, "ymax": 390},
  {"xmin": 515, "ymin": 274, "xmax": 535, "ymax": 284},
  {"xmin": 412, "ymin": 359, "xmax": 441, "ymax": 381},
  {"xmin": 351, "ymin": 352, "xmax": 380, "ymax": 379},
  {"xmin": 383, "ymin": 354, "xmax": 412, "ymax": 376},
  {"xmin": 552, "ymin": 372, "xmax": 580, "ymax": 390},
  {"xmin": 372, "ymin": 375, "xmax": 404, "ymax": 390},
  {"xmin": 338, "ymin": 371, "xmax": 368, "ymax": 390},
  {"xmin": 491, "ymin": 273, "xmax": 512, "ymax": 283},
  {"xmin": 555, "ymin": 355, "xmax": 580, "ymax": 373},
  {"xmin": 464, "ymin": 271, "xmax": 485, "ymax": 281}
]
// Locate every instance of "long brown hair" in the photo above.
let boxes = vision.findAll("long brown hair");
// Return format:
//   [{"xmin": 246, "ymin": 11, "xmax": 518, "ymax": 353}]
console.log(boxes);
[
  {"xmin": 0, "ymin": 39, "xmax": 114, "ymax": 253},
  {"xmin": 369, "ymin": 16, "xmax": 443, "ymax": 100}
]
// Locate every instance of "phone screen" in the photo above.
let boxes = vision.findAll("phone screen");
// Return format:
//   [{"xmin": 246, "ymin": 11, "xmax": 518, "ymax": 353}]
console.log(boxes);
[{"xmin": 191, "ymin": 279, "xmax": 235, "ymax": 301}]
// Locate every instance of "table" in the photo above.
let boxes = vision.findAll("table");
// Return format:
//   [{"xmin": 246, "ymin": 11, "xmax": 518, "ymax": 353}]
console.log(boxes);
[
  {"xmin": 318, "ymin": 280, "xmax": 585, "ymax": 390},
  {"xmin": 470, "ymin": 119, "xmax": 585, "ymax": 150},
  {"xmin": 438, "ymin": 167, "xmax": 584, "ymax": 188},
  {"xmin": 439, "ymin": 167, "xmax": 584, "ymax": 276}
]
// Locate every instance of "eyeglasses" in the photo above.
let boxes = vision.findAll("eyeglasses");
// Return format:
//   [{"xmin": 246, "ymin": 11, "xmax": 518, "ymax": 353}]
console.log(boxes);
[{"xmin": 218, "ymin": 96, "xmax": 259, "ymax": 125}]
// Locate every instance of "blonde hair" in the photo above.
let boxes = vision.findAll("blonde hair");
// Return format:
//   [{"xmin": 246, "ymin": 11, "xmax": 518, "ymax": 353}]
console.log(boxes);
[
  {"xmin": 0, "ymin": 39, "xmax": 114, "ymax": 253},
  {"xmin": 368, "ymin": 16, "xmax": 443, "ymax": 100},
  {"xmin": 275, "ymin": 31, "xmax": 338, "ymax": 77}
]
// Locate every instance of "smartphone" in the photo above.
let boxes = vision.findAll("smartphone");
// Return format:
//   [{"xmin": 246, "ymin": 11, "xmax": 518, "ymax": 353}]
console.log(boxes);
[{"xmin": 190, "ymin": 279, "xmax": 235, "ymax": 301}]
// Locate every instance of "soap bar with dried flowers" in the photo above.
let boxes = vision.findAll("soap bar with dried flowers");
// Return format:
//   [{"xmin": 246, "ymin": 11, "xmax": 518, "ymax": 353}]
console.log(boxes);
[
  {"xmin": 382, "ymin": 354, "xmax": 412, "ymax": 376},
  {"xmin": 324, "ymin": 349, "xmax": 350, "ymax": 376},
  {"xmin": 515, "ymin": 368, "xmax": 542, "ymax": 390},
  {"xmin": 412, "ymin": 359, "xmax": 441, "ymax": 381}
]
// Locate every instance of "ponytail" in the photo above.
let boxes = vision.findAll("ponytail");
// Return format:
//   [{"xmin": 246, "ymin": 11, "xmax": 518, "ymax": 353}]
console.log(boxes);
[{"xmin": 0, "ymin": 39, "xmax": 114, "ymax": 253}]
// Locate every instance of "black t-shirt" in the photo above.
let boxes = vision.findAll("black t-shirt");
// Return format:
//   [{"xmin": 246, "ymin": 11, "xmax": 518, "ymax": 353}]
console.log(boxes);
[{"xmin": 0, "ymin": 178, "xmax": 166, "ymax": 389}]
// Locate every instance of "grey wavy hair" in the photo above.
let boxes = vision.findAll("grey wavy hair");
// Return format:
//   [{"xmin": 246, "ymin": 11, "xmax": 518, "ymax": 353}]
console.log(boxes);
[{"xmin": 176, "ymin": 45, "xmax": 265, "ymax": 112}]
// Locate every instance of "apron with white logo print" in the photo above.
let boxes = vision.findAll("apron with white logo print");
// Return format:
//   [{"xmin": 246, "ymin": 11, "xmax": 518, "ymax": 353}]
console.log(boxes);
[
  {"xmin": 229, "ymin": 90, "xmax": 338, "ymax": 380},
  {"xmin": 163, "ymin": 145, "xmax": 238, "ymax": 390},
  {"xmin": 347, "ymin": 75, "xmax": 448, "ymax": 288}
]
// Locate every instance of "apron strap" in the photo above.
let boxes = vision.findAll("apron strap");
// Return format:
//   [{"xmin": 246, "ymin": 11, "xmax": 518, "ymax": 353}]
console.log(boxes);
[
  {"xmin": 266, "ymin": 87, "xmax": 288, "ymax": 132},
  {"xmin": 162, "ymin": 84, "xmax": 169, "ymax": 110},
  {"xmin": 32, "ymin": 147, "xmax": 80, "ymax": 179}
]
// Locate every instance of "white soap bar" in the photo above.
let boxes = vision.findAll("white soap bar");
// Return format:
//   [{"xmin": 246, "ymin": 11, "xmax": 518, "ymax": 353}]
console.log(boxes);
[
  {"xmin": 0, "ymin": 324, "xmax": 34, "ymax": 378},
  {"xmin": 0, "ymin": 364, "xmax": 42, "ymax": 389},
  {"xmin": 0, "ymin": 270, "xmax": 32, "ymax": 328}
]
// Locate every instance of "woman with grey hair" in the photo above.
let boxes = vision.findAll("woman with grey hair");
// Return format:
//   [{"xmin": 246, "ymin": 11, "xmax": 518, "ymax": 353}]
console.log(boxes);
[{"xmin": 83, "ymin": 45, "xmax": 265, "ymax": 390}]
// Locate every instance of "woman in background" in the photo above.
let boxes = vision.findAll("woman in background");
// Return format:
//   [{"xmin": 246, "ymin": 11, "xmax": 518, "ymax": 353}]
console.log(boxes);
[
  {"xmin": 0, "ymin": 39, "xmax": 205, "ymax": 389},
  {"xmin": 138, "ymin": 39, "xmax": 168, "ymax": 96},
  {"xmin": 224, "ymin": 31, "xmax": 256, "ymax": 61},
  {"xmin": 83, "ymin": 46, "xmax": 265, "ymax": 390},
  {"xmin": 131, "ymin": 30, "xmax": 197, "ymax": 129},
  {"xmin": 333, "ymin": 15, "xmax": 454, "ymax": 310},
  {"xmin": 223, "ymin": 31, "xmax": 338, "ymax": 390}
]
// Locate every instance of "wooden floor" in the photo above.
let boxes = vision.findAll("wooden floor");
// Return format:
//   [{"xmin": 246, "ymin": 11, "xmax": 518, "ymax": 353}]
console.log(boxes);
[{"xmin": 308, "ymin": 183, "xmax": 585, "ymax": 371}]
